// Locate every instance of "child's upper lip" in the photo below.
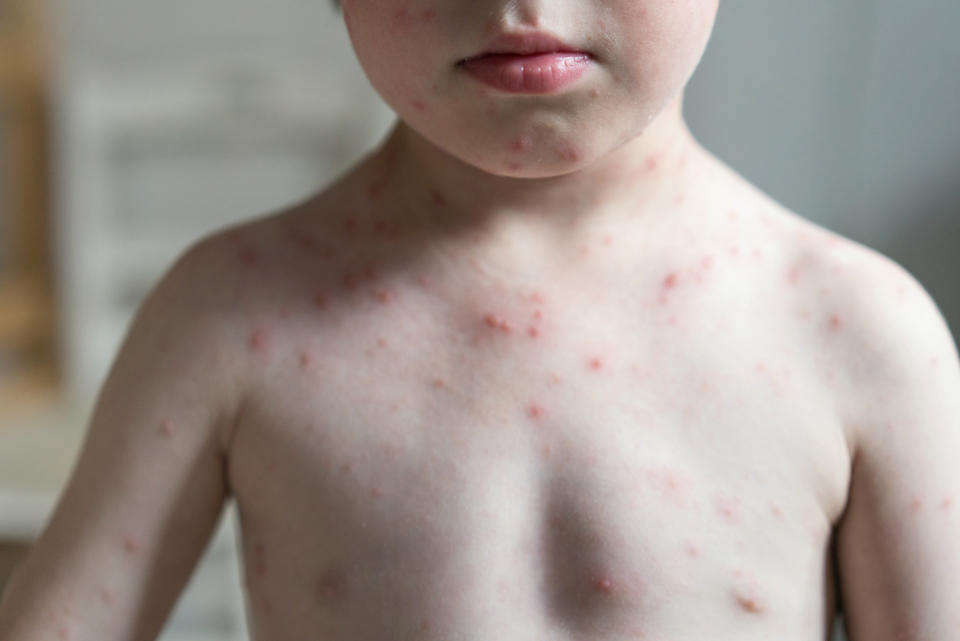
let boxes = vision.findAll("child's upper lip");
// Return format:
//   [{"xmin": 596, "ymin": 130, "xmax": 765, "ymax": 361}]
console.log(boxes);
[{"xmin": 458, "ymin": 30, "xmax": 590, "ymax": 63}]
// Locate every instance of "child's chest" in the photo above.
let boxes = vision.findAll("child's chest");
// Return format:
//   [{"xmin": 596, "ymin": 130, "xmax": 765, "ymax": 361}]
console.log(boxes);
[{"xmin": 225, "ymin": 237, "xmax": 852, "ymax": 640}]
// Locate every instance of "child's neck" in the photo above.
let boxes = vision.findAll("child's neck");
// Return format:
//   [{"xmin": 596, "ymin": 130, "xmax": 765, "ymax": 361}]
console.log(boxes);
[{"xmin": 367, "ymin": 94, "xmax": 700, "ymax": 242}]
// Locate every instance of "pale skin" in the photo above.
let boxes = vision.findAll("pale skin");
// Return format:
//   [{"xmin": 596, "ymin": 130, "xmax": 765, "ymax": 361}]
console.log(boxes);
[{"xmin": 2, "ymin": 1, "xmax": 959, "ymax": 640}]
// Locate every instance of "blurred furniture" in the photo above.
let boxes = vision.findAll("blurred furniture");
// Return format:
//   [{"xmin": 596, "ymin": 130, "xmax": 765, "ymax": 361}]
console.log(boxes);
[
  {"xmin": 53, "ymin": 57, "xmax": 392, "ymax": 410},
  {"xmin": 0, "ymin": 0, "xmax": 58, "ymax": 419}
]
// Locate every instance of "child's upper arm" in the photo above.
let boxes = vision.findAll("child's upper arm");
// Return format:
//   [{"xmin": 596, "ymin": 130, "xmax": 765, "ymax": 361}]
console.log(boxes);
[
  {"xmin": 0, "ymin": 237, "xmax": 244, "ymax": 641},
  {"xmin": 830, "ymin": 250, "xmax": 960, "ymax": 639}
]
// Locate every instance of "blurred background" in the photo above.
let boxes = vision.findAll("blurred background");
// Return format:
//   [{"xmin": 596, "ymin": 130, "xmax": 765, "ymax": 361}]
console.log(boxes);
[{"xmin": 0, "ymin": 0, "xmax": 957, "ymax": 639}]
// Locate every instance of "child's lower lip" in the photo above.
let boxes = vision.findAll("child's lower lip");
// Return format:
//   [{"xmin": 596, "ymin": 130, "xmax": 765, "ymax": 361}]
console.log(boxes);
[{"xmin": 458, "ymin": 52, "xmax": 593, "ymax": 94}]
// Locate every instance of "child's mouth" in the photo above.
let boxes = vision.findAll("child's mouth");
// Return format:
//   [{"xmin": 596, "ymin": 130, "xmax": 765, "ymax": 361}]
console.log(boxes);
[{"xmin": 458, "ymin": 52, "xmax": 594, "ymax": 94}]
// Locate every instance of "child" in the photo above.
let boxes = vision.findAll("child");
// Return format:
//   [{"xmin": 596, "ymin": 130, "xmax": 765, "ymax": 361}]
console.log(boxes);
[{"xmin": 2, "ymin": 1, "xmax": 959, "ymax": 639}]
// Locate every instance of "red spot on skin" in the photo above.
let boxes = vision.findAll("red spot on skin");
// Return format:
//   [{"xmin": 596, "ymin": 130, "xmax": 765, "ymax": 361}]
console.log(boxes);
[
  {"xmin": 370, "ymin": 487, "xmax": 384, "ymax": 499},
  {"xmin": 237, "ymin": 246, "xmax": 259, "ymax": 266},
  {"xmin": 729, "ymin": 245, "xmax": 741, "ymax": 257},
  {"xmin": 376, "ymin": 337, "xmax": 389, "ymax": 348},
  {"xmin": 483, "ymin": 313, "xmax": 513, "ymax": 333},
  {"xmin": 420, "ymin": 8, "xmax": 437, "ymax": 22},
  {"xmin": 285, "ymin": 228, "xmax": 317, "ymax": 251},
  {"xmin": 98, "ymin": 586, "xmax": 114, "ymax": 605},
  {"xmin": 541, "ymin": 444, "xmax": 552, "ymax": 459},
  {"xmin": 770, "ymin": 502, "xmax": 785, "ymax": 520},
  {"xmin": 532, "ymin": 309, "xmax": 543, "ymax": 322},
  {"xmin": 590, "ymin": 88, "xmax": 600, "ymax": 98},
  {"xmin": 527, "ymin": 402, "xmax": 546, "ymax": 420},
  {"xmin": 411, "ymin": 99, "xmax": 427, "ymax": 111},
  {"xmin": 123, "ymin": 536, "xmax": 141, "ymax": 554},
  {"xmin": 943, "ymin": 496, "xmax": 954, "ymax": 510},
  {"xmin": 644, "ymin": 155, "xmax": 659, "ymax": 172},
  {"xmin": 590, "ymin": 575, "xmax": 614, "ymax": 594},
  {"xmin": 531, "ymin": 291, "xmax": 546, "ymax": 304},
  {"xmin": 684, "ymin": 542, "xmax": 701, "ymax": 557},
  {"xmin": 58, "ymin": 626, "xmax": 70, "ymax": 640},
  {"xmin": 558, "ymin": 147, "xmax": 580, "ymax": 162},
  {"xmin": 430, "ymin": 190, "xmax": 447, "ymax": 207},
  {"xmin": 507, "ymin": 162, "xmax": 524, "ymax": 172},
  {"xmin": 602, "ymin": 235, "xmax": 613, "ymax": 246},
  {"xmin": 787, "ymin": 266, "xmax": 802, "ymax": 284},
  {"xmin": 390, "ymin": 7, "xmax": 414, "ymax": 31},
  {"xmin": 714, "ymin": 495, "xmax": 740, "ymax": 523},
  {"xmin": 664, "ymin": 272, "xmax": 679, "ymax": 288},
  {"xmin": 314, "ymin": 292, "xmax": 328, "ymax": 309},
  {"xmin": 432, "ymin": 378, "xmax": 446, "ymax": 389},
  {"xmin": 420, "ymin": 618, "xmax": 433, "ymax": 632},
  {"xmin": 342, "ymin": 217, "xmax": 359, "ymax": 234},
  {"xmin": 261, "ymin": 597, "xmax": 273, "ymax": 614},
  {"xmin": 256, "ymin": 560, "xmax": 267, "ymax": 577},
  {"xmin": 372, "ymin": 288, "xmax": 396, "ymax": 304},
  {"xmin": 159, "ymin": 419, "xmax": 174, "ymax": 438},
  {"xmin": 511, "ymin": 136, "xmax": 532, "ymax": 153},
  {"xmin": 549, "ymin": 373, "xmax": 562, "ymax": 385},
  {"xmin": 588, "ymin": 357, "xmax": 604, "ymax": 371},
  {"xmin": 701, "ymin": 255, "xmax": 715, "ymax": 270},
  {"xmin": 417, "ymin": 273, "xmax": 433, "ymax": 289},
  {"xmin": 317, "ymin": 566, "xmax": 348, "ymax": 606},
  {"xmin": 299, "ymin": 351, "xmax": 312, "ymax": 368},
  {"xmin": 342, "ymin": 271, "xmax": 359, "ymax": 290},
  {"xmin": 528, "ymin": 325, "xmax": 541, "ymax": 338},
  {"xmin": 736, "ymin": 593, "xmax": 763, "ymax": 614},
  {"xmin": 829, "ymin": 314, "xmax": 843, "ymax": 331},
  {"xmin": 249, "ymin": 328, "xmax": 269, "ymax": 352},
  {"xmin": 910, "ymin": 497, "xmax": 923, "ymax": 514}
]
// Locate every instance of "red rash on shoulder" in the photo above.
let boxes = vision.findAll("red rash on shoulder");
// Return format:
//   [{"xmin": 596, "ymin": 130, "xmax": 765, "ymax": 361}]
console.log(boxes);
[
  {"xmin": 237, "ymin": 246, "xmax": 259, "ymax": 266},
  {"xmin": 248, "ymin": 328, "xmax": 269, "ymax": 352}
]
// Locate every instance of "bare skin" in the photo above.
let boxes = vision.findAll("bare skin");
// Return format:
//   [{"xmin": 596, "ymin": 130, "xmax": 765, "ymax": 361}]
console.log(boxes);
[{"xmin": 220, "ymin": 129, "xmax": 856, "ymax": 640}]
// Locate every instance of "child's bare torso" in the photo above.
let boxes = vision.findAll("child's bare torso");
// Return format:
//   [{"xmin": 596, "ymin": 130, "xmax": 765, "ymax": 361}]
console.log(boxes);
[{"xmin": 218, "ymin": 147, "xmax": 852, "ymax": 641}]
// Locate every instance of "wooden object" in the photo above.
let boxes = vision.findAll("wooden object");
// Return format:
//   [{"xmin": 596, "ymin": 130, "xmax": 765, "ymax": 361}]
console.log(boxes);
[{"xmin": 0, "ymin": 0, "xmax": 58, "ymax": 418}]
